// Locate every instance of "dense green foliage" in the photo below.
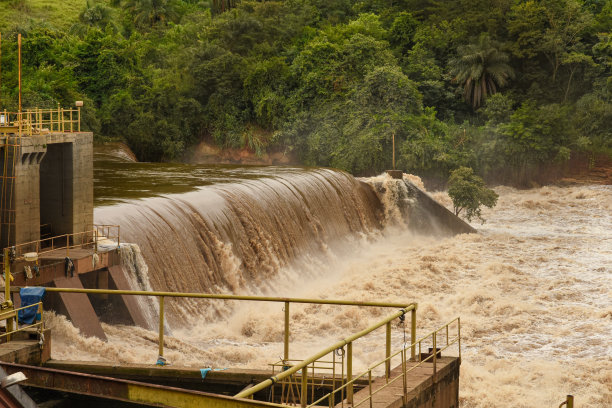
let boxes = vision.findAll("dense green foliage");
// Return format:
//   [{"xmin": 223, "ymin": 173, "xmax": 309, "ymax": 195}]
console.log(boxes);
[
  {"xmin": 448, "ymin": 166, "xmax": 499, "ymax": 223},
  {"xmin": 0, "ymin": 0, "xmax": 610, "ymax": 182}
]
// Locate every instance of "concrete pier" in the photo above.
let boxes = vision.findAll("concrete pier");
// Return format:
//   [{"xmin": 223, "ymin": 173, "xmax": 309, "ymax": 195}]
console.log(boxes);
[{"xmin": 0, "ymin": 132, "xmax": 93, "ymax": 249}]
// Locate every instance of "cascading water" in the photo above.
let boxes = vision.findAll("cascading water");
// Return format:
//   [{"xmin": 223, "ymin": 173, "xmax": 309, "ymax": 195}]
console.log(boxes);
[
  {"xmin": 46, "ymin": 149, "xmax": 610, "ymax": 407},
  {"xmin": 95, "ymin": 168, "xmax": 390, "ymax": 323}
]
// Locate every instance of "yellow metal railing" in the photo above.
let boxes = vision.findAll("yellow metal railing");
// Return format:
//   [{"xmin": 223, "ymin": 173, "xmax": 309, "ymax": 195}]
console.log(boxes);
[
  {"xmin": 0, "ymin": 105, "xmax": 81, "ymax": 136},
  {"xmin": 2, "ymin": 225, "xmax": 120, "ymax": 333},
  {"xmin": 0, "ymin": 301, "xmax": 44, "ymax": 342},
  {"xmin": 25, "ymin": 288, "xmax": 415, "ymax": 366},
  {"xmin": 308, "ymin": 317, "xmax": 460, "ymax": 408},
  {"xmin": 1, "ymin": 288, "xmax": 462, "ymax": 407},
  {"xmin": 6, "ymin": 224, "xmax": 120, "ymax": 261}
]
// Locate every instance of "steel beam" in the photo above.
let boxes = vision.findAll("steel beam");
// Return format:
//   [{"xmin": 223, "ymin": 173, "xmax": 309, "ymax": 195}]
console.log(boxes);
[{"xmin": 0, "ymin": 362, "xmax": 285, "ymax": 408}]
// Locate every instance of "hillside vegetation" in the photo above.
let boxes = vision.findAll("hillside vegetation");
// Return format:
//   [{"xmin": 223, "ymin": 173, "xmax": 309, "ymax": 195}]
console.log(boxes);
[{"xmin": 0, "ymin": 0, "xmax": 610, "ymax": 184}]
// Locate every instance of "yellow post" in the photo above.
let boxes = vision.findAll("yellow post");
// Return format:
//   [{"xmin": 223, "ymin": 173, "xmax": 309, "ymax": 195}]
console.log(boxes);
[
  {"xmin": 158, "ymin": 296, "xmax": 164, "ymax": 357},
  {"xmin": 432, "ymin": 332, "xmax": 437, "ymax": 381},
  {"xmin": 368, "ymin": 370, "xmax": 373, "ymax": 408},
  {"xmin": 77, "ymin": 107, "xmax": 81, "ymax": 132},
  {"xmin": 18, "ymin": 34, "xmax": 21, "ymax": 114},
  {"xmin": 457, "ymin": 317, "xmax": 461, "ymax": 361},
  {"xmin": 3, "ymin": 248, "xmax": 13, "ymax": 338},
  {"xmin": 284, "ymin": 301, "xmax": 289, "ymax": 362},
  {"xmin": 70, "ymin": 109, "xmax": 73, "ymax": 132},
  {"xmin": 300, "ymin": 365, "xmax": 308, "ymax": 408},
  {"xmin": 385, "ymin": 321, "xmax": 391, "ymax": 379},
  {"xmin": 347, "ymin": 342, "xmax": 353, "ymax": 405},
  {"xmin": 410, "ymin": 308, "xmax": 416, "ymax": 361},
  {"xmin": 0, "ymin": 32, "xmax": 2, "ymax": 108},
  {"xmin": 3, "ymin": 248, "xmax": 9, "ymax": 305}
]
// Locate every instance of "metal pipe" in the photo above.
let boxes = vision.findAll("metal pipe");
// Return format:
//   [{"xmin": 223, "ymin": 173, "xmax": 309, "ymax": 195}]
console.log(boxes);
[
  {"xmin": 235, "ymin": 307, "xmax": 411, "ymax": 399},
  {"xmin": 158, "ymin": 296, "xmax": 164, "ymax": 357},
  {"xmin": 300, "ymin": 365, "xmax": 307, "ymax": 408},
  {"xmin": 18, "ymin": 34, "xmax": 21, "ymax": 113},
  {"xmin": 432, "ymin": 332, "xmax": 437, "ymax": 381},
  {"xmin": 368, "ymin": 370, "xmax": 373, "ymax": 408},
  {"xmin": 457, "ymin": 317, "xmax": 461, "ymax": 361},
  {"xmin": 3, "ymin": 247, "xmax": 9, "ymax": 305},
  {"xmin": 3, "ymin": 247, "xmax": 12, "ymax": 340},
  {"xmin": 28, "ymin": 287, "xmax": 414, "ymax": 309},
  {"xmin": 411, "ymin": 308, "xmax": 416, "ymax": 361},
  {"xmin": 347, "ymin": 342, "xmax": 353, "ymax": 405},
  {"xmin": 401, "ymin": 348, "xmax": 407, "ymax": 405},
  {"xmin": 385, "ymin": 321, "xmax": 391, "ymax": 379},
  {"xmin": 284, "ymin": 301, "xmax": 289, "ymax": 362}
]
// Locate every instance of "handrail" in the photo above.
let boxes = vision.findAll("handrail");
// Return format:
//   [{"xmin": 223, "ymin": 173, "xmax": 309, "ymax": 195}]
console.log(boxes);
[
  {"xmin": 0, "ymin": 301, "xmax": 44, "ymax": 341},
  {"xmin": 315, "ymin": 317, "xmax": 460, "ymax": 408},
  {"xmin": 235, "ymin": 306, "xmax": 415, "ymax": 399},
  {"xmin": 0, "ymin": 106, "xmax": 81, "ymax": 136},
  {"xmin": 0, "ymin": 287, "xmax": 462, "ymax": 407},
  {"xmin": 308, "ymin": 317, "xmax": 461, "ymax": 408},
  {"xmin": 5, "ymin": 224, "xmax": 120, "ymax": 261},
  {"xmin": 30, "ymin": 288, "xmax": 412, "ymax": 307},
  {"xmin": 8, "ymin": 286, "xmax": 417, "ymax": 382}
]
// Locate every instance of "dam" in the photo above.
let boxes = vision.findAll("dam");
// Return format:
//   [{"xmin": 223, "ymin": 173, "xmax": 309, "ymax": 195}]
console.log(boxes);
[
  {"xmin": 0, "ymin": 106, "xmax": 472, "ymax": 407},
  {"xmin": 0, "ymin": 107, "xmax": 599, "ymax": 407},
  {"xmin": 2, "ymin": 108, "xmax": 472, "ymax": 406}
]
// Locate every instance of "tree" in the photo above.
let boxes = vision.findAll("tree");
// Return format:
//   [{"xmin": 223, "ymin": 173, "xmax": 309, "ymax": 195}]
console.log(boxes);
[
  {"xmin": 449, "ymin": 34, "xmax": 514, "ymax": 108},
  {"xmin": 448, "ymin": 167, "xmax": 498, "ymax": 223},
  {"xmin": 124, "ymin": 0, "xmax": 178, "ymax": 27}
]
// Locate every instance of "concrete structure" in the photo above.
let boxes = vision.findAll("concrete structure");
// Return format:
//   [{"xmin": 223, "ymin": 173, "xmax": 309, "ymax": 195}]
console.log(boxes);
[
  {"xmin": 0, "ymin": 132, "xmax": 93, "ymax": 249},
  {"xmin": 346, "ymin": 357, "xmax": 460, "ymax": 408}
]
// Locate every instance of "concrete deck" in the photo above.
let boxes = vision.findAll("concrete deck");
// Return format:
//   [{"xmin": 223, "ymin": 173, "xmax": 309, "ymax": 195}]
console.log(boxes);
[
  {"xmin": 0, "ymin": 329, "xmax": 51, "ymax": 365},
  {"xmin": 339, "ymin": 357, "xmax": 460, "ymax": 408}
]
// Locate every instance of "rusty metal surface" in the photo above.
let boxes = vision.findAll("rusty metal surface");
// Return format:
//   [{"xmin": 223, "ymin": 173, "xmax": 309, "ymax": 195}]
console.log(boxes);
[
  {"xmin": 0, "ymin": 387, "xmax": 22, "ymax": 408},
  {"xmin": 0, "ymin": 361, "xmax": 285, "ymax": 407}
]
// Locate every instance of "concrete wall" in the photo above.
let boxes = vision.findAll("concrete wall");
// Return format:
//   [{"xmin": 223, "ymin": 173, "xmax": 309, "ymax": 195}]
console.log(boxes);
[
  {"xmin": 405, "ymin": 357, "xmax": 460, "ymax": 408},
  {"xmin": 40, "ymin": 133, "xmax": 93, "ymax": 239},
  {"xmin": 0, "ymin": 132, "xmax": 93, "ymax": 249},
  {"xmin": 0, "ymin": 135, "xmax": 47, "ymax": 248}
]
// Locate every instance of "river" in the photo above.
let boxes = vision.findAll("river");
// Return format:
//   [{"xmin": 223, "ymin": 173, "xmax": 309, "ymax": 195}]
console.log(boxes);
[{"xmin": 47, "ymin": 145, "xmax": 611, "ymax": 407}]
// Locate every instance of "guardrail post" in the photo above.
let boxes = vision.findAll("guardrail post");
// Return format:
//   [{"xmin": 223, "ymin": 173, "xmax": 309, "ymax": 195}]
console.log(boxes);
[
  {"xmin": 284, "ymin": 301, "xmax": 290, "ymax": 362},
  {"xmin": 432, "ymin": 332, "xmax": 437, "ymax": 382},
  {"xmin": 300, "ymin": 364, "xmax": 308, "ymax": 408},
  {"xmin": 385, "ymin": 321, "xmax": 391, "ymax": 379},
  {"xmin": 347, "ymin": 342, "xmax": 353, "ymax": 405},
  {"xmin": 401, "ymin": 347, "xmax": 407, "ymax": 406},
  {"xmin": 368, "ymin": 370, "xmax": 373, "ymax": 408},
  {"xmin": 3, "ymin": 248, "xmax": 13, "ymax": 339},
  {"xmin": 458, "ymin": 317, "xmax": 461, "ymax": 361},
  {"xmin": 411, "ymin": 307, "xmax": 416, "ymax": 361},
  {"xmin": 158, "ymin": 296, "xmax": 165, "ymax": 357}
]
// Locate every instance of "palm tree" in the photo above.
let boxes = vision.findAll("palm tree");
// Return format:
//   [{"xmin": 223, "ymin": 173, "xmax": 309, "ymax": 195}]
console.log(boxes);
[
  {"xmin": 449, "ymin": 34, "xmax": 514, "ymax": 108},
  {"xmin": 125, "ymin": 0, "xmax": 178, "ymax": 27}
]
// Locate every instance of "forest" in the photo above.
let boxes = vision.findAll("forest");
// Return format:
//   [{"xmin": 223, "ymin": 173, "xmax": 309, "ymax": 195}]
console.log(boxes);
[{"xmin": 0, "ymin": 0, "xmax": 610, "ymax": 184}]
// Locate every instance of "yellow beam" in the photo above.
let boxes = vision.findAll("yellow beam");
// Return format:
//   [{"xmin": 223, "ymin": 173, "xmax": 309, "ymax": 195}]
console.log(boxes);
[{"xmin": 23, "ymin": 287, "xmax": 414, "ymax": 309}]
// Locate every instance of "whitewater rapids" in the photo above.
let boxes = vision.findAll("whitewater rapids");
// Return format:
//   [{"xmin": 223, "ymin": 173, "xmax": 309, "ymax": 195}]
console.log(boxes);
[{"xmin": 48, "ymin": 180, "xmax": 611, "ymax": 407}]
